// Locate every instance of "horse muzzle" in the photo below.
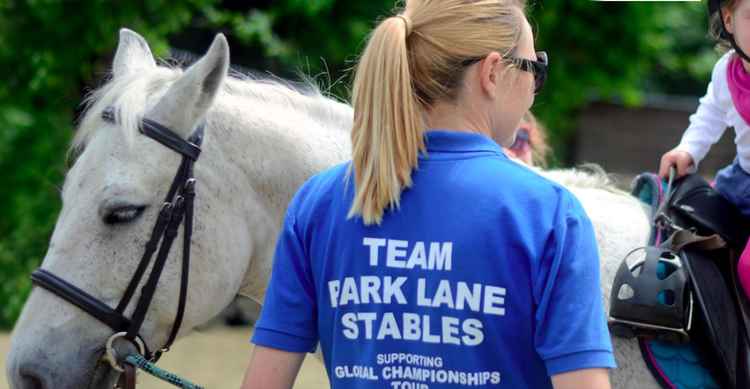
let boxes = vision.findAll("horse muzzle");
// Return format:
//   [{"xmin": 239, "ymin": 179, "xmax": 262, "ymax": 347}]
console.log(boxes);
[{"xmin": 6, "ymin": 301, "xmax": 124, "ymax": 389}]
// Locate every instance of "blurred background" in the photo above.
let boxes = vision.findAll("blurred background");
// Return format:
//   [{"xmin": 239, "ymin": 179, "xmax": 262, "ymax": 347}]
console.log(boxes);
[{"xmin": 0, "ymin": 0, "xmax": 737, "ymax": 387}]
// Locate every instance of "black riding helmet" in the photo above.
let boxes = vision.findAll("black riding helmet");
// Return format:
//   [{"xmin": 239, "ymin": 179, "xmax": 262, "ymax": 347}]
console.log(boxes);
[{"xmin": 709, "ymin": 0, "xmax": 750, "ymax": 62}]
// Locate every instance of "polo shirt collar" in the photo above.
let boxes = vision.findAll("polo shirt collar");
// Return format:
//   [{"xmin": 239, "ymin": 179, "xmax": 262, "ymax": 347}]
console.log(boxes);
[{"xmin": 423, "ymin": 129, "xmax": 505, "ymax": 155}]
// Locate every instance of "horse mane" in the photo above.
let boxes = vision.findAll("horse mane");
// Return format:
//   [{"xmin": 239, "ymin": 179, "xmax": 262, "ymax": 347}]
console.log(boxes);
[
  {"xmin": 541, "ymin": 163, "xmax": 627, "ymax": 194},
  {"xmin": 70, "ymin": 62, "xmax": 352, "ymax": 164}
]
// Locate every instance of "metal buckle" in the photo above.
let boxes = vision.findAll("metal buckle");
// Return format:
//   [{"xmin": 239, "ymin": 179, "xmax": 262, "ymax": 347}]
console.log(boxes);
[
  {"xmin": 104, "ymin": 332, "xmax": 146, "ymax": 372},
  {"xmin": 654, "ymin": 213, "xmax": 671, "ymax": 230},
  {"xmin": 654, "ymin": 212, "xmax": 688, "ymax": 233}
]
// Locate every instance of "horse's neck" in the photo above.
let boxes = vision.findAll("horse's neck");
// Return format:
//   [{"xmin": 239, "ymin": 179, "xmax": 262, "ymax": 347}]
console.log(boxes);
[{"xmin": 200, "ymin": 89, "xmax": 352, "ymax": 301}]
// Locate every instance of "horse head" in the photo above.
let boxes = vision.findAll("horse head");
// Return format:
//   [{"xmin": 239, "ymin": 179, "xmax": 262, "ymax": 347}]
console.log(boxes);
[{"xmin": 5, "ymin": 29, "xmax": 261, "ymax": 389}]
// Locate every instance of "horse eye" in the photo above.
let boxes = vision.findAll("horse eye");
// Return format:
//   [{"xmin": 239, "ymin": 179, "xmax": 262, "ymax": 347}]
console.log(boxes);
[{"xmin": 103, "ymin": 205, "xmax": 147, "ymax": 225}]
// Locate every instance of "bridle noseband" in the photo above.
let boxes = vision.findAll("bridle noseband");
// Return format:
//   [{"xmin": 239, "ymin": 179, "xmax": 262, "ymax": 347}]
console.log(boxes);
[{"xmin": 30, "ymin": 106, "xmax": 205, "ymax": 367}]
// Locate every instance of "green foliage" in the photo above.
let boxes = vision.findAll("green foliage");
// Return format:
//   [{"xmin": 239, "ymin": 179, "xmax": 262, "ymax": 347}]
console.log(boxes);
[
  {"xmin": 0, "ymin": 0, "xmax": 715, "ymax": 328},
  {"xmin": 214, "ymin": 0, "xmax": 714, "ymax": 162},
  {"xmin": 201, "ymin": 1, "xmax": 394, "ymax": 92},
  {"xmin": 645, "ymin": 2, "xmax": 718, "ymax": 95},
  {"xmin": 528, "ymin": 0, "xmax": 714, "ymax": 162}
]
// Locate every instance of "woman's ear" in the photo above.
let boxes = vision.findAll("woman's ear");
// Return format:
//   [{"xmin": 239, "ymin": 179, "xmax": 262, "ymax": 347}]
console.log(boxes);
[{"xmin": 479, "ymin": 52, "xmax": 503, "ymax": 100}]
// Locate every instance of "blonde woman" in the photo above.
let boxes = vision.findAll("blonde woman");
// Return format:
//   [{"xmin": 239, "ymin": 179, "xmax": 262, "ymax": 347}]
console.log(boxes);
[{"xmin": 242, "ymin": 1, "xmax": 613, "ymax": 388}]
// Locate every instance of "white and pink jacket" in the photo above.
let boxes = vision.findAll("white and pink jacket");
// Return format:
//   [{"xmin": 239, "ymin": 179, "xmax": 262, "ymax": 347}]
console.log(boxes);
[{"xmin": 677, "ymin": 50, "xmax": 750, "ymax": 174}]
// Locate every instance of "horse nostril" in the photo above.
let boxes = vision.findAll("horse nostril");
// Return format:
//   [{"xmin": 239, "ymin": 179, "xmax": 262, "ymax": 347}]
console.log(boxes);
[{"xmin": 18, "ymin": 367, "xmax": 46, "ymax": 389}]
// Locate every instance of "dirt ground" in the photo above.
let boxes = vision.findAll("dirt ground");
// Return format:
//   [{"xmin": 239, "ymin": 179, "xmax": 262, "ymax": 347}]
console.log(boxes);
[{"xmin": 0, "ymin": 326, "xmax": 330, "ymax": 389}]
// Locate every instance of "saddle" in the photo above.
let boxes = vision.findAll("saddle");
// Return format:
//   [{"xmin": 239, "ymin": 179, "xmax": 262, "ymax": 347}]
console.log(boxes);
[
  {"xmin": 668, "ymin": 174, "xmax": 750, "ymax": 249},
  {"xmin": 669, "ymin": 175, "xmax": 750, "ymax": 389},
  {"xmin": 611, "ymin": 173, "xmax": 750, "ymax": 389}
]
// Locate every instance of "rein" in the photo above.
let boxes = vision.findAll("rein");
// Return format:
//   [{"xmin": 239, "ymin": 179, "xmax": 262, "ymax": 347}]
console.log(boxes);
[
  {"xmin": 30, "ymin": 106, "xmax": 206, "ymax": 388},
  {"xmin": 119, "ymin": 355, "xmax": 204, "ymax": 389}
]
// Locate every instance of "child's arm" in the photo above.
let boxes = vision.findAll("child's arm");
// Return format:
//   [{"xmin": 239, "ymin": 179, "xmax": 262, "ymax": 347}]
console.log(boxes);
[{"xmin": 661, "ymin": 53, "xmax": 733, "ymax": 177}]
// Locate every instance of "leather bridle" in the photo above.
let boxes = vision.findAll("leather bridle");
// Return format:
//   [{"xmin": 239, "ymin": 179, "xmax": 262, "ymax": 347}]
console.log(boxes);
[{"xmin": 30, "ymin": 106, "xmax": 204, "ymax": 368}]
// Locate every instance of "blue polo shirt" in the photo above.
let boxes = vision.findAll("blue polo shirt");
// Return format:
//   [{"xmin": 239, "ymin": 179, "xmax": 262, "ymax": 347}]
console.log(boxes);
[{"xmin": 252, "ymin": 130, "xmax": 615, "ymax": 388}]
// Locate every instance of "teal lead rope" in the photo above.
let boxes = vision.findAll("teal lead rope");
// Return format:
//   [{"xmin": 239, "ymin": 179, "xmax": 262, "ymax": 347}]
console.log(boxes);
[{"xmin": 124, "ymin": 354, "xmax": 205, "ymax": 389}]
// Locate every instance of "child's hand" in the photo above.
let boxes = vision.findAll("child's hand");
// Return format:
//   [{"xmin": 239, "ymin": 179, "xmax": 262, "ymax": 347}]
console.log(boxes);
[{"xmin": 659, "ymin": 149, "xmax": 695, "ymax": 179}]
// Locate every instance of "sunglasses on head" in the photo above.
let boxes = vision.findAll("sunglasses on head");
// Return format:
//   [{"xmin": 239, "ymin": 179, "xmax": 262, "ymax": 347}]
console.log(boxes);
[{"xmin": 462, "ymin": 51, "xmax": 548, "ymax": 94}]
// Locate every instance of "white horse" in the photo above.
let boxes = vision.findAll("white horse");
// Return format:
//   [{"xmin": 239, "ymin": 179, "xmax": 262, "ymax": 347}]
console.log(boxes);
[{"xmin": 6, "ymin": 30, "xmax": 661, "ymax": 388}]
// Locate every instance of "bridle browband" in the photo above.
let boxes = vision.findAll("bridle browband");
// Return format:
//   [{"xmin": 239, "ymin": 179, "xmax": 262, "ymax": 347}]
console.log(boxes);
[{"xmin": 30, "ymin": 106, "xmax": 205, "ymax": 365}]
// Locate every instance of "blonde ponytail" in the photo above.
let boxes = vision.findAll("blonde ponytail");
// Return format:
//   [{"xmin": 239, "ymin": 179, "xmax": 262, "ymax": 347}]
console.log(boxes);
[
  {"xmin": 348, "ymin": 15, "xmax": 424, "ymax": 225},
  {"xmin": 348, "ymin": 1, "xmax": 527, "ymax": 225}
]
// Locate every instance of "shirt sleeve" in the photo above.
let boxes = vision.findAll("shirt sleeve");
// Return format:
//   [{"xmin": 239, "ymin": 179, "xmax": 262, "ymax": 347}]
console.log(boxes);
[
  {"xmin": 676, "ymin": 52, "xmax": 732, "ymax": 167},
  {"xmin": 532, "ymin": 193, "xmax": 616, "ymax": 376},
  {"xmin": 251, "ymin": 208, "xmax": 318, "ymax": 353}
]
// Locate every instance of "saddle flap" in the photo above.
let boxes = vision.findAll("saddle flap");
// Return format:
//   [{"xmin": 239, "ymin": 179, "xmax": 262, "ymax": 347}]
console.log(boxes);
[{"xmin": 680, "ymin": 247, "xmax": 741, "ymax": 388}]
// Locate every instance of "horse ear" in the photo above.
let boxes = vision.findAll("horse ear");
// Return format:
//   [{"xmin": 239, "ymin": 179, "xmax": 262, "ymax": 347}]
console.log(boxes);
[
  {"xmin": 146, "ymin": 34, "xmax": 229, "ymax": 138},
  {"xmin": 113, "ymin": 28, "xmax": 156, "ymax": 79}
]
